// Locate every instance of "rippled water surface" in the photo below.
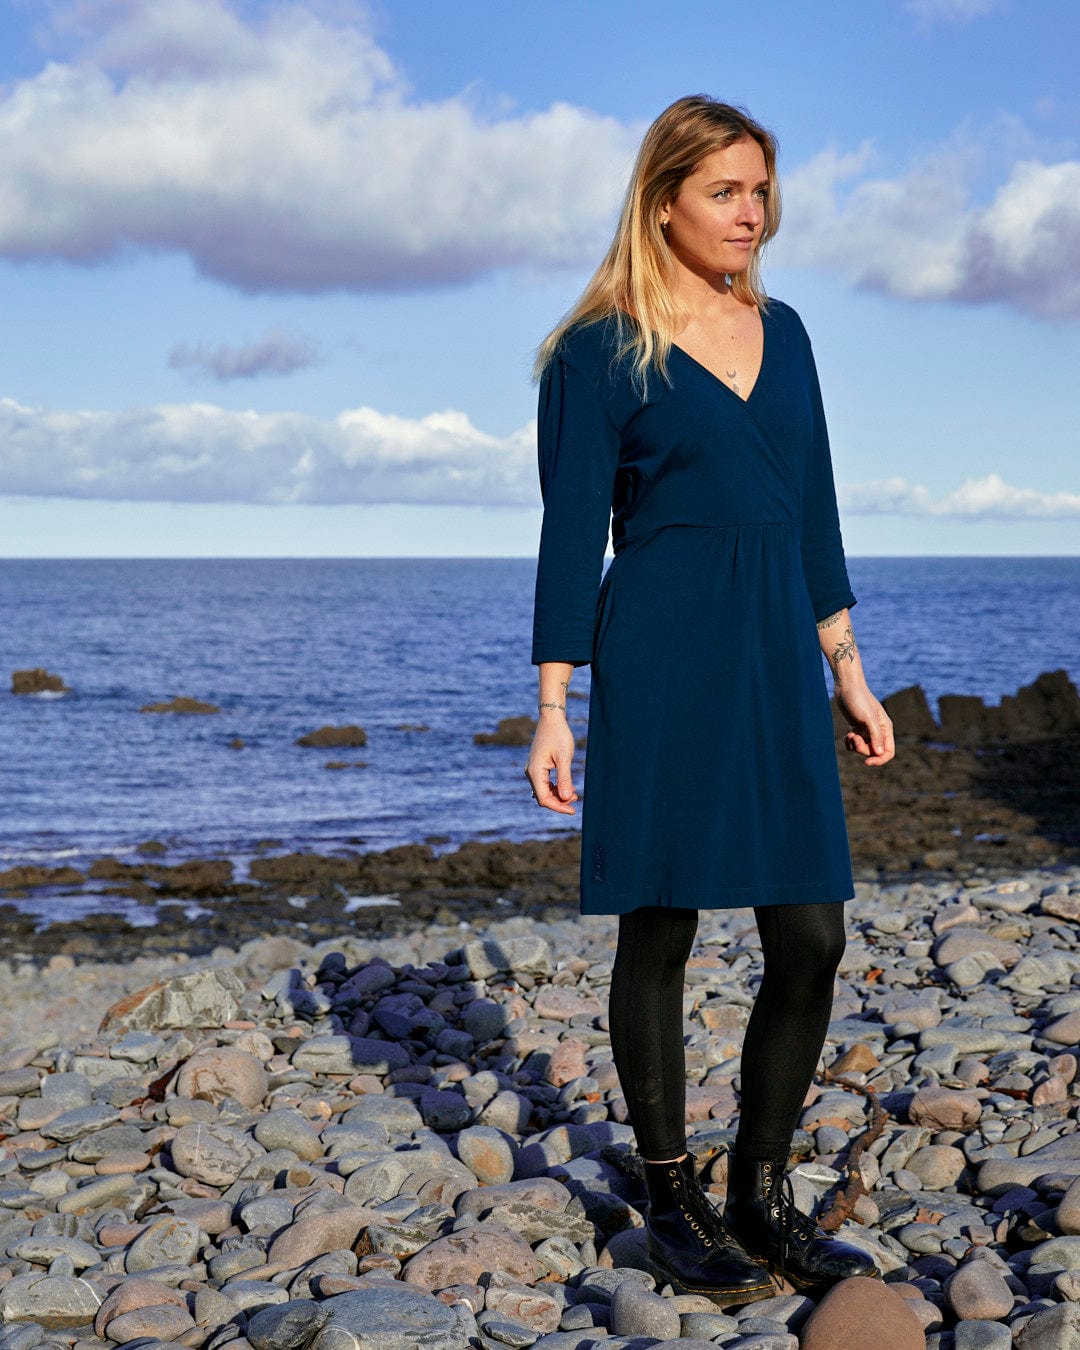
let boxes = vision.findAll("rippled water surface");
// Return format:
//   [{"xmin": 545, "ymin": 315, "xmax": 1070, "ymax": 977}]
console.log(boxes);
[{"xmin": 2, "ymin": 556, "xmax": 1077, "ymax": 876}]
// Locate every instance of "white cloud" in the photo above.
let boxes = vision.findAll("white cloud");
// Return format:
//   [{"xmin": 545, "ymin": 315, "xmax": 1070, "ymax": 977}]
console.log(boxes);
[
  {"xmin": 0, "ymin": 0, "xmax": 633, "ymax": 292},
  {"xmin": 0, "ymin": 395, "xmax": 538, "ymax": 506},
  {"xmin": 2, "ymin": 395, "xmax": 1075, "ymax": 519},
  {"xmin": 840, "ymin": 473, "xmax": 1080, "ymax": 519},
  {"xmin": 0, "ymin": 1, "xmax": 1075, "ymax": 320},
  {"xmin": 777, "ymin": 146, "xmax": 1080, "ymax": 320},
  {"xmin": 168, "ymin": 328, "xmax": 319, "ymax": 380},
  {"xmin": 906, "ymin": 0, "xmax": 1005, "ymax": 24}
]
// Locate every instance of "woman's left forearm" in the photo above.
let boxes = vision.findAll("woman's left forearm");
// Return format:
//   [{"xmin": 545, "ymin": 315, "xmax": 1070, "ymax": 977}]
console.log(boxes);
[
  {"xmin": 816, "ymin": 608, "xmax": 866, "ymax": 691},
  {"xmin": 817, "ymin": 607, "xmax": 895, "ymax": 765}
]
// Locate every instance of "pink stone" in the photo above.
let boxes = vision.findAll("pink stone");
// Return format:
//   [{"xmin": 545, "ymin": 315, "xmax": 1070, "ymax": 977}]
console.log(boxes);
[
  {"xmin": 544, "ymin": 1038, "xmax": 587, "ymax": 1088},
  {"xmin": 1033, "ymin": 1075, "xmax": 1068, "ymax": 1106},
  {"xmin": 402, "ymin": 1221, "xmax": 538, "ymax": 1290},
  {"xmin": 1050, "ymin": 1053, "xmax": 1079, "ymax": 1082},
  {"xmin": 174, "ymin": 1047, "xmax": 267, "ymax": 1108},
  {"xmin": 532, "ymin": 987, "xmax": 604, "ymax": 1023},
  {"xmin": 265, "ymin": 1205, "xmax": 382, "ymax": 1270},
  {"xmin": 908, "ymin": 1086, "xmax": 981, "ymax": 1131},
  {"xmin": 95, "ymin": 1279, "xmax": 187, "ymax": 1337},
  {"xmin": 799, "ymin": 1277, "xmax": 926, "ymax": 1350}
]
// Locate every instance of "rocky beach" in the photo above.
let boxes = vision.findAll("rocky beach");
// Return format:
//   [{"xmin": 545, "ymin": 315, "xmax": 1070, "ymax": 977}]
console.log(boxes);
[
  {"xmin": 5, "ymin": 862, "xmax": 1080, "ymax": 1348},
  {"xmin": 2, "ymin": 668, "xmax": 1079, "ymax": 1347}
]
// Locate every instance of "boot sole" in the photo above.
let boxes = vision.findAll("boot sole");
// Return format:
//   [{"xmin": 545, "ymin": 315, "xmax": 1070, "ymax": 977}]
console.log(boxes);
[
  {"xmin": 767, "ymin": 1260, "xmax": 883, "ymax": 1293},
  {"xmin": 646, "ymin": 1253, "xmax": 776, "ymax": 1309}
]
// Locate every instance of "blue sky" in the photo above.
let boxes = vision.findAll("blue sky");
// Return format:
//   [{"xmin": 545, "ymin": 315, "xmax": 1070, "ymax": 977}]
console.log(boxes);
[{"xmin": 0, "ymin": 0, "xmax": 1077, "ymax": 557}]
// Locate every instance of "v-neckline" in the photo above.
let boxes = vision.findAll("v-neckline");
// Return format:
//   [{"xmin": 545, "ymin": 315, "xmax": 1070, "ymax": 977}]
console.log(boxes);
[{"xmin": 670, "ymin": 305, "xmax": 768, "ymax": 406}]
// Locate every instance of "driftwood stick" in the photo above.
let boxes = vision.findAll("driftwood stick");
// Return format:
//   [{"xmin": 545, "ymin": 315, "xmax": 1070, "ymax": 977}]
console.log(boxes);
[{"xmin": 815, "ymin": 1066, "xmax": 891, "ymax": 1231}]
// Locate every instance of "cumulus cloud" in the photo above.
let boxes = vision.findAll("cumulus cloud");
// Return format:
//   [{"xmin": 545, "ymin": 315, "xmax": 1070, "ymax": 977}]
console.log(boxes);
[
  {"xmin": 840, "ymin": 473, "xmax": 1080, "ymax": 519},
  {"xmin": 0, "ymin": 1, "xmax": 1075, "ymax": 319},
  {"xmin": 777, "ymin": 145, "xmax": 1080, "ymax": 320},
  {"xmin": 0, "ymin": 395, "xmax": 537, "ymax": 506},
  {"xmin": 168, "ymin": 328, "xmax": 319, "ymax": 381},
  {"xmin": 2, "ymin": 394, "xmax": 1075, "ymax": 519},
  {"xmin": 0, "ymin": 0, "xmax": 634, "ymax": 292}
]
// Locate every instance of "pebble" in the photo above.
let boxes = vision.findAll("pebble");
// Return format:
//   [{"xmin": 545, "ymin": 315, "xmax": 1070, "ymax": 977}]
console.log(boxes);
[{"xmin": 2, "ymin": 863, "xmax": 1080, "ymax": 1347}]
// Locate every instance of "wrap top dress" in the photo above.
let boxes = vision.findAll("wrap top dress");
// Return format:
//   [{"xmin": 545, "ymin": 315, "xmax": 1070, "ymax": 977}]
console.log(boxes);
[{"xmin": 530, "ymin": 299, "xmax": 858, "ymax": 915}]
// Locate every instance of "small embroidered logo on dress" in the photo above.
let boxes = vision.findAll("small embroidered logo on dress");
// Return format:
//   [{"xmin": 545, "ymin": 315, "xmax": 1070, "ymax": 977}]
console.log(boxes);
[{"xmin": 592, "ymin": 844, "xmax": 605, "ymax": 883}]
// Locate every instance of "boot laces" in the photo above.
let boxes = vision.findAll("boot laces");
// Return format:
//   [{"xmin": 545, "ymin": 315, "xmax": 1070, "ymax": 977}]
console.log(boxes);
[
  {"xmin": 683, "ymin": 1161, "xmax": 744, "ymax": 1253},
  {"xmin": 765, "ymin": 1164, "xmax": 817, "ymax": 1285}
]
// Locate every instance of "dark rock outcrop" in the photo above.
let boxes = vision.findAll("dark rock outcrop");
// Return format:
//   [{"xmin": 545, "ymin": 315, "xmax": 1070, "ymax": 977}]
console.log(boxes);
[
  {"xmin": 474, "ymin": 716, "xmax": 536, "ymax": 746},
  {"xmin": 12, "ymin": 667, "xmax": 69, "ymax": 694},
  {"xmin": 296, "ymin": 724, "xmax": 367, "ymax": 747}
]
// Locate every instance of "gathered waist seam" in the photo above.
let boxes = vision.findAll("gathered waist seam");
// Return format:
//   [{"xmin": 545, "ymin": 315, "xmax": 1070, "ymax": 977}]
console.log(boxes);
[{"xmin": 614, "ymin": 520, "xmax": 798, "ymax": 553}]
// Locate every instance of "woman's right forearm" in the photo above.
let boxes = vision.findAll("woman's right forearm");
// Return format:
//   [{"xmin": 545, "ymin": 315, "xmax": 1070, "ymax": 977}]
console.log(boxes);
[{"xmin": 538, "ymin": 661, "xmax": 574, "ymax": 720}]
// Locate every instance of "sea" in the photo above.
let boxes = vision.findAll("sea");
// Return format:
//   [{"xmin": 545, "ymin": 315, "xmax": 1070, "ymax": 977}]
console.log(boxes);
[{"xmin": 2, "ymin": 556, "xmax": 1078, "ymax": 924}]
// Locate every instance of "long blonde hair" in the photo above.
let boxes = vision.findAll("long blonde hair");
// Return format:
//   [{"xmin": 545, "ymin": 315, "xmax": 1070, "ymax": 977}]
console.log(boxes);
[{"xmin": 534, "ymin": 95, "xmax": 781, "ymax": 393}]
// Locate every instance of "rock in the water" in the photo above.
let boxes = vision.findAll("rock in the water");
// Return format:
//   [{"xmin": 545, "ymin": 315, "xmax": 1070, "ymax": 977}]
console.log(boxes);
[
  {"xmin": 296, "ymin": 724, "xmax": 367, "ymax": 747},
  {"xmin": 799, "ymin": 1277, "xmax": 925, "ymax": 1350},
  {"xmin": 12, "ymin": 667, "xmax": 68, "ymax": 695}
]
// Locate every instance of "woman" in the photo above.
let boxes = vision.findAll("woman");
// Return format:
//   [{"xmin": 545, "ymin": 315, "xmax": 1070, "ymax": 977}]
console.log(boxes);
[{"xmin": 525, "ymin": 96, "xmax": 895, "ymax": 1306}]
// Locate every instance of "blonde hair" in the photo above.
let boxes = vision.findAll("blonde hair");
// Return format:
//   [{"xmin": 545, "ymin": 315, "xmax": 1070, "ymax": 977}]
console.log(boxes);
[{"xmin": 534, "ymin": 95, "xmax": 781, "ymax": 393}]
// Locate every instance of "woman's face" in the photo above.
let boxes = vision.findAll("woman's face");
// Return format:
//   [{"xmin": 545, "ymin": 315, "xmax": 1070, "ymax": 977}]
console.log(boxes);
[{"xmin": 661, "ymin": 137, "xmax": 769, "ymax": 280}]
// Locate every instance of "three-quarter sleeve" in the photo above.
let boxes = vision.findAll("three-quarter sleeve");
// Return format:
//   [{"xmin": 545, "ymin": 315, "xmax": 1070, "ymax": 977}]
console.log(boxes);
[
  {"xmin": 530, "ymin": 352, "xmax": 622, "ymax": 667},
  {"xmin": 799, "ymin": 337, "xmax": 857, "ymax": 623}
]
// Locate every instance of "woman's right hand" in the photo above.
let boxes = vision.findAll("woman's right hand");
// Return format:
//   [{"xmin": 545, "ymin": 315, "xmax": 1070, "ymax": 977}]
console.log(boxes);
[{"xmin": 524, "ymin": 716, "xmax": 579, "ymax": 814}]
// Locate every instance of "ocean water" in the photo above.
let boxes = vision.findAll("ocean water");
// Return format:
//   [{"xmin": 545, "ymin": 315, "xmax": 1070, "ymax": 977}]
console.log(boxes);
[{"xmin": 1, "ymin": 557, "xmax": 1078, "ymax": 883}]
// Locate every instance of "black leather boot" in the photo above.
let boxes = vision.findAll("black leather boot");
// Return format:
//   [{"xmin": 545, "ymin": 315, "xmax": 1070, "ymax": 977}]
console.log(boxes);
[
  {"xmin": 723, "ymin": 1149, "xmax": 881, "ymax": 1291},
  {"xmin": 643, "ymin": 1152, "xmax": 776, "ymax": 1307}
]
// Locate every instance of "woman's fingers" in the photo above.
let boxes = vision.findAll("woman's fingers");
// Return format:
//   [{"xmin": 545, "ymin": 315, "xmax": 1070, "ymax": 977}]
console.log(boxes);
[{"xmin": 524, "ymin": 753, "xmax": 578, "ymax": 815}]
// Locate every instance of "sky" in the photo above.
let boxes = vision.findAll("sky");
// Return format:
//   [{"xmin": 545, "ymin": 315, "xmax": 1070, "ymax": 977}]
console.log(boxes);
[{"xmin": 0, "ymin": 0, "xmax": 1078, "ymax": 558}]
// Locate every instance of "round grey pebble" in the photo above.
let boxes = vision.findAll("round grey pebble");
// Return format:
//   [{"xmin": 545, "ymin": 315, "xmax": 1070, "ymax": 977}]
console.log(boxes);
[
  {"xmin": 680, "ymin": 1310, "xmax": 740, "ymax": 1338},
  {"xmin": 313, "ymin": 1285, "xmax": 471, "ymax": 1349},
  {"xmin": 125, "ymin": 1216, "xmax": 202, "ymax": 1273},
  {"xmin": 953, "ymin": 1318, "xmax": 1013, "ymax": 1349},
  {"xmin": 476, "ymin": 1313, "xmax": 539, "ymax": 1347},
  {"xmin": 609, "ymin": 1281, "xmax": 680, "ymax": 1340},
  {"xmin": 246, "ymin": 1298, "xmax": 331, "ymax": 1350}
]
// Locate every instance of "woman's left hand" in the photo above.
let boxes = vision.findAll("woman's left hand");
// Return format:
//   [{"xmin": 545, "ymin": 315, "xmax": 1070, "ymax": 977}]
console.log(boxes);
[{"xmin": 835, "ymin": 682, "xmax": 895, "ymax": 767}]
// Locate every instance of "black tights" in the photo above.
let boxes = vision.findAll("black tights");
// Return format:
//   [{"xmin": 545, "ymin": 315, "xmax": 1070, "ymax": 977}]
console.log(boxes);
[{"xmin": 607, "ymin": 902, "xmax": 846, "ymax": 1161}]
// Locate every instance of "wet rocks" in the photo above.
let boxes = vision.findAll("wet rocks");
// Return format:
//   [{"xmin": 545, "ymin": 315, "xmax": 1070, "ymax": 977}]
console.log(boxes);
[
  {"xmin": 295, "ymin": 724, "xmax": 367, "ymax": 747},
  {"xmin": 11, "ymin": 667, "xmax": 68, "ymax": 695},
  {"xmin": 473, "ymin": 715, "xmax": 537, "ymax": 746}
]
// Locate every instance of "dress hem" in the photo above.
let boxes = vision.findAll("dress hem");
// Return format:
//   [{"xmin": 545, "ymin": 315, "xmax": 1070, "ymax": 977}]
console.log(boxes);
[{"xmin": 579, "ymin": 878, "xmax": 855, "ymax": 916}]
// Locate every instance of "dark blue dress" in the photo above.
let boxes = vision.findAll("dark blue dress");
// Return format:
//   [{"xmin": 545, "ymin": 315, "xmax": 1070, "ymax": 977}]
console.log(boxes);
[{"xmin": 530, "ymin": 300, "xmax": 857, "ymax": 915}]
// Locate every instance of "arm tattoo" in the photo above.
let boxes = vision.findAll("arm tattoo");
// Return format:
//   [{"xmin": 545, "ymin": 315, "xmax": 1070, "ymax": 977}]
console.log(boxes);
[
  {"xmin": 817, "ymin": 610, "xmax": 845, "ymax": 630},
  {"xmin": 830, "ymin": 626, "xmax": 859, "ymax": 672},
  {"xmin": 538, "ymin": 678, "xmax": 570, "ymax": 716}
]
